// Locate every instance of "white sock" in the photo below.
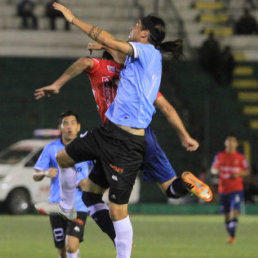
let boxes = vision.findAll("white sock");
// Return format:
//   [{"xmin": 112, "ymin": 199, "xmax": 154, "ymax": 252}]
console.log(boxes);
[
  {"xmin": 113, "ymin": 216, "xmax": 133, "ymax": 258},
  {"xmin": 59, "ymin": 167, "xmax": 77, "ymax": 210},
  {"xmin": 66, "ymin": 249, "xmax": 79, "ymax": 258}
]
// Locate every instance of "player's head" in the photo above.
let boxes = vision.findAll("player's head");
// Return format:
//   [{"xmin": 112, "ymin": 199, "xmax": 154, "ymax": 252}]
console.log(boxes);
[
  {"xmin": 128, "ymin": 15, "xmax": 165, "ymax": 44},
  {"xmin": 58, "ymin": 110, "xmax": 81, "ymax": 144},
  {"xmin": 128, "ymin": 15, "xmax": 183, "ymax": 60},
  {"xmin": 225, "ymin": 135, "xmax": 238, "ymax": 153}
]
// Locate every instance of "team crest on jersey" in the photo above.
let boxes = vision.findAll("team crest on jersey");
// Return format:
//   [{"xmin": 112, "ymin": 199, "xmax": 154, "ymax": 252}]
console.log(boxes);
[{"xmin": 107, "ymin": 65, "xmax": 120, "ymax": 73}]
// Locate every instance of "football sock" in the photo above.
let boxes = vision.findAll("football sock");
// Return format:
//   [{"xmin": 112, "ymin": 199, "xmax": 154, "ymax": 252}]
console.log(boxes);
[
  {"xmin": 113, "ymin": 216, "xmax": 133, "ymax": 258},
  {"xmin": 82, "ymin": 192, "xmax": 116, "ymax": 242},
  {"xmin": 59, "ymin": 167, "xmax": 77, "ymax": 210},
  {"xmin": 226, "ymin": 218, "xmax": 238, "ymax": 237},
  {"xmin": 66, "ymin": 249, "xmax": 79, "ymax": 258},
  {"xmin": 166, "ymin": 177, "xmax": 188, "ymax": 198}
]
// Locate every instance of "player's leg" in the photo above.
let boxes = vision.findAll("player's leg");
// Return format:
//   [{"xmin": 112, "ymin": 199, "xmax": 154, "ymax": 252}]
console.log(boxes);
[
  {"xmin": 65, "ymin": 212, "xmax": 87, "ymax": 258},
  {"xmin": 82, "ymin": 171, "xmax": 116, "ymax": 243},
  {"xmin": 109, "ymin": 189, "xmax": 133, "ymax": 258},
  {"xmin": 144, "ymin": 126, "xmax": 212, "ymax": 201},
  {"xmin": 159, "ymin": 177, "xmax": 187, "ymax": 198},
  {"xmin": 57, "ymin": 148, "xmax": 77, "ymax": 212},
  {"xmin": 99, "ymin": 122, "xmax": 145, "ymax": 258},
  {"xmin": 49, "ymin": 215, "xmax": 67, "ymax": 258},
  {"xmin": 220, "ymin": 193, "xmax": 235, "ymax": 242},
  {"xmin": 36, "ymin": 130, "xmax": 100, "ymax": 219},
  {"xmin": 143, "ymin": 127, "xmax": 186, "ymax": 197},
  {"xmin": 66, "ymin": 236, "xmax": 80, "ymax": 258},
  {"xmin": 35, "ymin": 148, "xmax": 78, "ymax": 220},
  {"xmin": 225, "ymin": 191, "xmax": 243, "ymax": 243}
]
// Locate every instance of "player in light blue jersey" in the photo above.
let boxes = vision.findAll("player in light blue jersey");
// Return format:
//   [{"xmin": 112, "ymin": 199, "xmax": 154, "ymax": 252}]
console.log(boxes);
[
  {"xmin": 34, "ymin": 110, "xmax": 92, "ymax": 258},
  {"xmin": 35, "ymin": 3, "xmax": 187, "ymax": 258}
]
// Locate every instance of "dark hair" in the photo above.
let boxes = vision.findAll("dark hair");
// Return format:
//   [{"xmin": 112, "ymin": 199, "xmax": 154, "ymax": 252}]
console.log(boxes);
[
  {"xmin": 58, "ymin": 110, "xmax": 80, "ymax": 125},
  {"xmin": 226, "ymin": 134, "xmax": 237, "ymax": 140},
  {"xmin": 141, "ymin": 15, "xmax": 183, "ymax": 60},
  {"xmin": 102, "ymin": 50, "xmax": 113, "ymax": 61}
]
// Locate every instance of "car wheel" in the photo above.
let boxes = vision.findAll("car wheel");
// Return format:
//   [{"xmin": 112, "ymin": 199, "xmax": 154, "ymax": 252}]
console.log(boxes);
[{"xmin": 6, "ymin": 188, "xmax": 31, "ymax": 215}]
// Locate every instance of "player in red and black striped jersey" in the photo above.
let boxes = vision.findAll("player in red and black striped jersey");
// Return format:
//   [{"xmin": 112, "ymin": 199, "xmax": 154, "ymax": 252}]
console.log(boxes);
[{"xmin": 211, "ymin": 135, "xmax": 249, "ymax": 243}]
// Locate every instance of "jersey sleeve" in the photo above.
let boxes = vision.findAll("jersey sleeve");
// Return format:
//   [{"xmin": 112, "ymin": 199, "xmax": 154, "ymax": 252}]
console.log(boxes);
[
  {"xmin": 86, "ymin": 58, "xmax": 101, "ymax": 74},
  {"xmin": 211, "ymin": 153, "xmax": 220, "ymax": 169},
  {"xmin": 241, "ymin": 155, "xmax": 249, "ymax": 170},
  {"xmin": 75, "ymin": 161, "xmax": 93, "ymax": 184},
  {"xmin": 34, "ymin": 144, "xmax": 51, "ymax": 171},
  {"xmin": 129, "ymin": 42, "xmax": 153, "ymax": 62}
]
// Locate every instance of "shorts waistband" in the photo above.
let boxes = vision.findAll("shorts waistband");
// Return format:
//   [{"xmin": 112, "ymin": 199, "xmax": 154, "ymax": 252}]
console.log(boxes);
[{"xmin": 106, "ymin": 121, "xmax": 145, "ymax": 139}]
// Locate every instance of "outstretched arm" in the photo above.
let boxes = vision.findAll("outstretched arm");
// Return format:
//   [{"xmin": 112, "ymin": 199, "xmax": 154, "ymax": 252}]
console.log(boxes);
[
  {"xmin": 34, "ymin": 57, "xmax": 94, "ymax": 100},
  {"xmin": 155, "ymin": 95, "xmax": 199, "ymax": 152},
  {"xmin": 88, "ymin": 42, "xmax": 126, "ymax": 65},
  {"xmin": 53, "ymin": 2, "xmax": 134, "ymax": 57}
]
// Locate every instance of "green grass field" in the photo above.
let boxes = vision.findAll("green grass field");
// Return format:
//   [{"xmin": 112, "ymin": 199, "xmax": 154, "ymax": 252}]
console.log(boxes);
[{"xmin": 0, "ymin": 214, "xmax": 258, "ymax": 258}]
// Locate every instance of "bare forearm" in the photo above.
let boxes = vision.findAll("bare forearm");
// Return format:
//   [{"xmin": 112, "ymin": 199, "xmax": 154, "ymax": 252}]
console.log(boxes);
[
  {"xmin": 236, "ymin": 169, "xmax": 249, "ymax": 178},
  {"xmin": 73, "ymin": 18, "xmax": 112, "ymax": 44},
  {"xmin": 72, "ymin": 17, "xmax": 132, "ymax": 55},
  {"xmin": 164, "ymin": 105, "xmax": 189, "ymax": 139},
  {"xmin": 54, "ymin": 59, "xmax": 89, "ymax": 89}
]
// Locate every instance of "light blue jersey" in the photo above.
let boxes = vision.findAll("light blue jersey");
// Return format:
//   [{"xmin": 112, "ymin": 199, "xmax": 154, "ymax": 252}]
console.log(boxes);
[
  {"xmin": 34, "ymin": 138, "xmax": 92, "ymax": 212},
  {"xmin": 105, "ymin": 42, "xmax": 162, "ymax": 128}
]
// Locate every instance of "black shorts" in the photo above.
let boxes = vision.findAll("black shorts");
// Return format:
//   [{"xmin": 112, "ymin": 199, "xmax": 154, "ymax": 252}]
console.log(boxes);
[
  {"xmin": 49, "ymin": 212, "xmax": 87, "ymax": 248},
  {"xmin": 66, "ymin": 121, "xmax": 146, "ymax": 204}
]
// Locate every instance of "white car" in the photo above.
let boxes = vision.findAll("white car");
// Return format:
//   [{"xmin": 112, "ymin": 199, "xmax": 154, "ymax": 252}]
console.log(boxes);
[
  {"xmin": 0, "ymin": 130, "xmax": 59, "ymax": 214},
  {"xmin": 0, "ymin": 130, "xmax": 141, "ymax": 214}
]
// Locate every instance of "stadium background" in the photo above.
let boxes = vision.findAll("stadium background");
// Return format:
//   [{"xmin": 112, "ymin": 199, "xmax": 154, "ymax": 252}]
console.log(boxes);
[
  {"xmin": 1, "ymin": 1, "xmax": 258, "ymax": 257},
  {"xmin": 1, "ymin": 0, "xmax": 258, "ymax": 213}
]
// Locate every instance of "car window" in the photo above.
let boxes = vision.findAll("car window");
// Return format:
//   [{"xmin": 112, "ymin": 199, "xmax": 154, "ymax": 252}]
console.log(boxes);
[
  {"xmin": 25, "ymin": 149, "xmax": 43, "ymax": 167},
  {"xmin": 0, "ymin": 149, "xmax": 30, "ymax": 165}
]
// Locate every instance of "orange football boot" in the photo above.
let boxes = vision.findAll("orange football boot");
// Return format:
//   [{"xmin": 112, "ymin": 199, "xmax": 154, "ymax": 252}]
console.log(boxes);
[
  {"xmin": 227, "ymin": 236, "xmax": 235, "ymax": 244},
  {"xmin": 181, "ymin": 171, "xmax": 213, "ymax": 202}
]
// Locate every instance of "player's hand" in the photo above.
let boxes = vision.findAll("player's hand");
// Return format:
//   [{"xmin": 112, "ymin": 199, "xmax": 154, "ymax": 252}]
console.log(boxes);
[
  {"xmin": 34, "ymin": 85, "xmax": 60, "ymax": 100},
  {"xmin": 88, "ymin": 42, "xmax": 104, "ymax": 55},
  {"xmin": 181, "ymin": 136, "xmax": 199, "ymax": 152},
  {"xmin": 53, "ymin": 2, "xmax": 75, "ymax": 23},
  {"xmin": 46, "ymin": 168, "xmax": 58, "ymax": 178},
  {"xmin": 33, "ymin": 168, "xmax": 57, "ymax": 180}
]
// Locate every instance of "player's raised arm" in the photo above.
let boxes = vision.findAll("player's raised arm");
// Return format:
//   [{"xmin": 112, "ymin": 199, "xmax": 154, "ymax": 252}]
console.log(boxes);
[
  {"xmin": 88, "ymin": 42, "xmax": 126, "ymax": 65},
  {"xmin": 155, "ymin": 94, "xmax": 199, "ymax": 152},
  {"xmin": 34, "ymin": 57, "xmax": 94, "ymax": 100},
  {"xmin": 53, "ymin": 2, "xmax": 134, "ymax": 57}
]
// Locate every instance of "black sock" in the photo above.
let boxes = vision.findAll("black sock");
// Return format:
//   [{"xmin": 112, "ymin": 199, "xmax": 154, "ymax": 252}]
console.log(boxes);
[
  {"xmin": 225, "ymin": 218, "xmax": 238, "ymax": 238},
  {"xmin": 166, "ymin": 177, "xmax": 188, "ymax": 198},
  {"xmin": 92, "ymin": 209, "xmax": 116, "ymax": 242},
  {"xmin": 82, "ymin": 192, "xmax": 116, "ymax": 243}
]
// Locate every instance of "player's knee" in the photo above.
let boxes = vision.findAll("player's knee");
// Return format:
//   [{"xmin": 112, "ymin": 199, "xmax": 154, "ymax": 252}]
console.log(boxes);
[
  {"xmin": 56, "ymin": 150, "xmax": 72, "ymax": 168},
  {"xmin": 66, "ymin": 243, "xmax": 78, "ymax": 254},
  {"xmin": 56, "ymin": 151, "xmax": 66, "ymax": 167},
  {"xmin": 109, "ymin": 204, "xmax": 128, "ymax": 221}
]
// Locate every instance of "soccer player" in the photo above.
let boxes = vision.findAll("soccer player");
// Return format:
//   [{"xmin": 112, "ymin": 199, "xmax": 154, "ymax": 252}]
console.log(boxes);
[
  {"xmin": 35, "ymin": 3, "xmax": 212, "ymax": 257},
  {"xmin": 211, "ymin": 135, "xmax": 249, "ymax": 244},
  {"xmin": 33, "ymin": 110, "xmax": 92, "ymax": 258},
  {"xmin": 34, "ymin": 51, "xmax": 212, "ymax": 242}
]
